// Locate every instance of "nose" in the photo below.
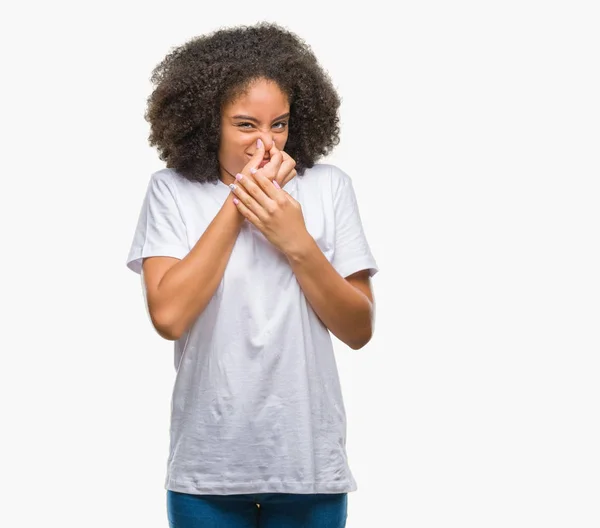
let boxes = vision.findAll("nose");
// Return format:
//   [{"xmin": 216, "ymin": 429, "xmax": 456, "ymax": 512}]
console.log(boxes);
[{"xmin": 258, "ymin": 133, "xmax": 276, "ymax": 151}]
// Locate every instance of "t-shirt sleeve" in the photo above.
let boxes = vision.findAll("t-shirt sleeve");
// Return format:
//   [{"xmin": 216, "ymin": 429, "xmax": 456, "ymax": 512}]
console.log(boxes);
[
  {"xmin": 330, "ymin": 166, "xmax": 379, "ymax": 279},
  {"xmin": 125, "ymin": 171, "xmax": 189, "ymax": 275}
]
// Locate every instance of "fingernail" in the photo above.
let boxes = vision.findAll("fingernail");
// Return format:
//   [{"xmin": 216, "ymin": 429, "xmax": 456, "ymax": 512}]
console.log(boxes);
[
  {"xmin": 233, "ymin": 198, "xmax": 239, "ymax": 205},
  {"xmin": 236, "ymin": 173, "xmax": 243, "ymax": 181},
  {"xmin": 257, "ymin": 138, "xmax": 263, "ymax": 148},
  {"xmin": 273, "ymin": 180, "xmax": 281, "ymax": 189},
  {"xmin": 249, "ymin": 168, "xmax": 257, "ymax": 175}
]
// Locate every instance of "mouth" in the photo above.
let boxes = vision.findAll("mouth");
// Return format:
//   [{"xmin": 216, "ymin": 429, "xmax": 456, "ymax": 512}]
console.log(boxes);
[{"xmin": 258, "ymin": 158, "xmax": 270, "ymax": 168}]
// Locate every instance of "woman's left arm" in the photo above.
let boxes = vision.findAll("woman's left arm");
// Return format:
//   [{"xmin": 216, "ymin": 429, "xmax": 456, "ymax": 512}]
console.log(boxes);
[
  {"xmin": 228, "ymin": 155, "xmax": 376, "ymax": 349},
  {"xmin": 286, "ymin": 237, "xmax": 375, "ymax": 350}
]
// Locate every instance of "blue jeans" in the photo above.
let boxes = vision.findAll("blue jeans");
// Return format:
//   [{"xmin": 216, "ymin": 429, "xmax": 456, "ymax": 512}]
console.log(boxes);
[{"xmin": 167, "ymin": 490, "xmax": 348, "ymax": 527}]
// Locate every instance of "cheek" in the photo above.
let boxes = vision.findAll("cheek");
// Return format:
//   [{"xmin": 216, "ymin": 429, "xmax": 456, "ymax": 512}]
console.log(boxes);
[
  {"xmin": 219, "ymin": 135, "xmax": 239, "ymax": 157},
  {"xmin": 219, "ymin": 138, "xmax": 252, "ymax": 171},
  {"xmin": 221, "ymin": 131, "xmax": 252, "ymax": 152}
]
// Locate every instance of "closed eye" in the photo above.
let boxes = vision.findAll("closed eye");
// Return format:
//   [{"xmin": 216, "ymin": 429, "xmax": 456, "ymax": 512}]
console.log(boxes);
[{"xmin": 235, "ymin": 122, "xmax": 288, "ymax": 130}]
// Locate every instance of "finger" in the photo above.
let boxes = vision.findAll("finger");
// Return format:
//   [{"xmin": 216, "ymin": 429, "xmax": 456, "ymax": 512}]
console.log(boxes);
[
  {"xmin": 249, "ymin": 166, "xmax": 282, "ymax": 201},
  {"xmin": 232, "ymin": 196, "xmax": 262, "ymax": 227},
  {"xmin": 280, "ymin": 149, "xmax": 294, "ymax": 165},
  {"xmin": 229, "ymin": 178, "xmax": 270, "ymax": 221},
  {"xmin": 241, "ymin": 138, "xmax": 267, "ymax": 177},
  {"xmin": 279, "ymin": 152, "xmax": 297, "ymax": 183},
  {"xmin": 276, "ymin": 151, "xmax": 297, "ymax": 186},
  {"xmin": 261, "ymin": 141, "xmax": 284, "ymax": 180},
  {"xmin": 280, "ymin": 168, "xmax": 297, "ymax": 188}
]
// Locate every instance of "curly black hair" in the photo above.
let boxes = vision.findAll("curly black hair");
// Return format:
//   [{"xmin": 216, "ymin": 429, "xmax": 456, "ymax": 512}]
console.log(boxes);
[{"xmin": 144, "ymin": 22, "xmax": 341, "ymax": 184}]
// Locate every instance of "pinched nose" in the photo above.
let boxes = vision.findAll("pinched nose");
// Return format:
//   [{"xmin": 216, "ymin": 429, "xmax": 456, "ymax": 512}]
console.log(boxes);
[
  {"xmin": 257, "ymin": 135, "xmax": 276, "ymax": 151},
  {"xmin": 247, "ymin": 135, "xmax": 277, "ymax": 156}
]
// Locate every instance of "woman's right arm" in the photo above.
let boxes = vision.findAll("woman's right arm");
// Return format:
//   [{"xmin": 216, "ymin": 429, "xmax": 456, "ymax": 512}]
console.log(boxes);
[
  {"xmin": 142, "ymin": 196, "xmax": 244, "ymax": 341},
  {"xmin": 139, "ymin": 139, "xmax": 294, "ymax": 341}
]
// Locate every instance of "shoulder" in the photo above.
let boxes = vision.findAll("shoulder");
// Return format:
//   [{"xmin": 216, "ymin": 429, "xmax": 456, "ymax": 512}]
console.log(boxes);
[
  {"xmin": 145, "ymin": 167, "xmax": 197, "ymax": 206},
  {"xmin": 300, "ymin": 163, "xmax": 352, "ymax": 191},
  {"xmin": 148, "ymin": 167, "xmax": 183, "ymax": 189}
]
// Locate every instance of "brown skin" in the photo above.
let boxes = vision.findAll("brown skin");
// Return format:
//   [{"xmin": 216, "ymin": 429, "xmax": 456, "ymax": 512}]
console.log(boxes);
[
  {"xmin": 144, "ymin": 77, "xmax": 375, "ymax": 348},
  {"xmin": 218, "ymin": 78, "xmax": 297, "ymax": 189},
  {"xmin": 141, "ymin": 143, "xmax": 270, "ymax": 341},
  {"xmin": 145, "ymin": 22, "xmax": 342, "ymax": 185},
  {"xmin": 231, "ymin": 151, "xmax": 375, "ymax": 349},
  {"xmin": 227, "ymin": 79, "xmax": 375, "ymax": 349}
]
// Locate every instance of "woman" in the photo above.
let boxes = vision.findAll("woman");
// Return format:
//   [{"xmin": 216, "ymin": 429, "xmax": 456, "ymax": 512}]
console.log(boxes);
[{"xmin": 126, "ymin": 22, "xmax": 379, "ymax": 528}]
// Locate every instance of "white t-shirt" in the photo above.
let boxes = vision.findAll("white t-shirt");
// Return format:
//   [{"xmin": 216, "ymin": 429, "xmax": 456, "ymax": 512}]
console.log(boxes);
[{"xmin": 126, "ymin": 163, "xmax": 379, "ymax": 495}]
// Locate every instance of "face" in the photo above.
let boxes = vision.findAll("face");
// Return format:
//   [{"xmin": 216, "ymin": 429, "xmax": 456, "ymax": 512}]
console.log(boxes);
[{"xmin": 218, "ymin": 78, "xmax": 290, "ymax": 183}]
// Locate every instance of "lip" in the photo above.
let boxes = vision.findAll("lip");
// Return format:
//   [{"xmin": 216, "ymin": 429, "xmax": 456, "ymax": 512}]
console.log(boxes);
[{"xmin": 258, "ymin": 159, "xmax": 270, "ymax": 168}]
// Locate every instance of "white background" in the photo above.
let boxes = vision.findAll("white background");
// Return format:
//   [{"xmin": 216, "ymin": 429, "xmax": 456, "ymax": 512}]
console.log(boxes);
[{"xmin": 1, "ymin": 1, "xmax": 598, "ymax": 526}]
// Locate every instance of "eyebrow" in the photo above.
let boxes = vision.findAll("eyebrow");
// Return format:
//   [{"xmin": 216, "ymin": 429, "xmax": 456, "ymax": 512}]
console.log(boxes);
[{"xmin": 231, "ymin": 113, "xmax": 290, "ymax": 123}]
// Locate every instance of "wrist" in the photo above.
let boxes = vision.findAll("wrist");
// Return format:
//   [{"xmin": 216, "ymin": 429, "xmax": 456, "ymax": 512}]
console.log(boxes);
[
  {"xmin": 222, "ymin": 193, "xmax": 246, "ymax": 227},
  {"xmin": 284, "ymin": 231, "xmax": 315, "ymax": 263}
]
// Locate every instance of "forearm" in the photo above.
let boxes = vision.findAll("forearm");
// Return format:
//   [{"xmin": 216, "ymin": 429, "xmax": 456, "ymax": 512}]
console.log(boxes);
[
  {"xmin": 285, "ymin": 235, "xmax": 374, "ymax": 349},
  {"xmin": 155, "ymin": 197, "xmax": 244, "ymax": 340}
]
